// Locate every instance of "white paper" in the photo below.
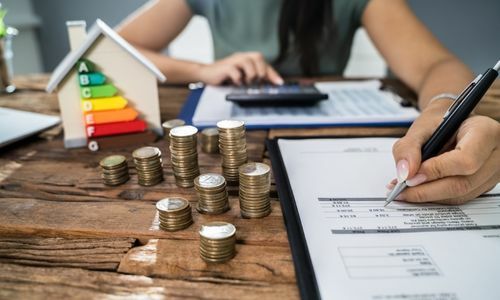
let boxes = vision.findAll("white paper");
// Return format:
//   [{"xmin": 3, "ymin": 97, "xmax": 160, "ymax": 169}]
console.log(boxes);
[
  {"xmin": 192, "ymin": 81, "xmax": 419, "ymax": 127},
  {"xmin": 278, "ymin": 138, "xmax": 500, "ymax": 300}
]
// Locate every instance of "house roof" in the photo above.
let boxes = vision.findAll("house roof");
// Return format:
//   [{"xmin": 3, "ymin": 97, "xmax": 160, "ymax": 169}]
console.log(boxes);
[{"xmin": 46, "ymin": 19, "xmax": 166, "ymax": 93}]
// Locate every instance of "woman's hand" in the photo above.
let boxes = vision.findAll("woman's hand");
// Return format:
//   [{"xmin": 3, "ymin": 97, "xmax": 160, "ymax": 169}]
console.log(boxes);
[
  {"xmin": 389, "ymin": 102, "xmax": 500, "ymax": 205},
  {"xmin": 197, "ymin": 52, "xmax": 284, "ymax": 86}
]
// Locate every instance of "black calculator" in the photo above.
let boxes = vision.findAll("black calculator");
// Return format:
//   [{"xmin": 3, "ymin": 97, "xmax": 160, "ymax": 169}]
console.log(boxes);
[{"xmin": 225, "ymin": 82, "xmax": 329, "ymax": 106}]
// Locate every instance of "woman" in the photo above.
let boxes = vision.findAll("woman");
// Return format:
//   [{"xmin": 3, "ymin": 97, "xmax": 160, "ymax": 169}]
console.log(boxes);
[{"xmin": 119, "ymin": 0, "xmax": 500, "ymax": 204}]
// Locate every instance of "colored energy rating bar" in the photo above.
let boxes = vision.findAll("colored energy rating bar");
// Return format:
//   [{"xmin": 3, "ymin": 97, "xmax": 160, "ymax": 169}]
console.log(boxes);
[
  {"xmin": 84, "ymin": 107, "xmax": 139, "ymax": 125},
  {"xmin": 76, "ymin": 59, "xmax": 95, "ymax": 74},
  {"xmin": 79, "ymin": 72, "xmax": 106, "ymax": 86},
  {"xmin": 86, "ymin": 119, "xmax": 147, "ymax": 137},
  {"xmin": 81, "ymin": 96, "xmax": 128, "ymax": 112},
  {"xmin": 80, "ymin": 84, "xmax": 118, "ymax": 98}
]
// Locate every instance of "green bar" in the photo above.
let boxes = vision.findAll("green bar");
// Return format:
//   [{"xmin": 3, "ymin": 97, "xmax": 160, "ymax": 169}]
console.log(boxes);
[
  {"xmin": 75, "ymin": 59, "xmax": 95, "ymax": 74},
  {"xmin": 80, "ymin": 84, "xmax": 118, "ymax": 99}
]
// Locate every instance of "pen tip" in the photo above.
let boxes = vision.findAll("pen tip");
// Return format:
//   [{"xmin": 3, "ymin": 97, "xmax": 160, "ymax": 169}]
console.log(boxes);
[{"xmin": 383, "ymin": 202, "xmax": 389, "ymax": 207}]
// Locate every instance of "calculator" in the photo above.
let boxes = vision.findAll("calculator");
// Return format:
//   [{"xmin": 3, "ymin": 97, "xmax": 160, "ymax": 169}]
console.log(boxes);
[{"xmin": 225, "ymin": 83, "xmax": 329, "ymax": 106}]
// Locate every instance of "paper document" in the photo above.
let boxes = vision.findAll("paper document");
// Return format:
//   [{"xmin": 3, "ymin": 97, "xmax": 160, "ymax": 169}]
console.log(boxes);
[
  {"xmin": 192, "ymin": 81, "xmax": 419, "ymax": 127},
  {"xmin": 278, "ymin": 138, "xmax": 500, "ymax": 300}
]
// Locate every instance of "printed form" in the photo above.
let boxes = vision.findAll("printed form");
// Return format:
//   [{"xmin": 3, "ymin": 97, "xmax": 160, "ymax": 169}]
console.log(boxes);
[
  {"xmin": 192, "ymin": 81, "xmax": 419, "ymax": 127},
  {"xmin": 278, "ymin": 138, "xmax": 500, "ymax": 300}
]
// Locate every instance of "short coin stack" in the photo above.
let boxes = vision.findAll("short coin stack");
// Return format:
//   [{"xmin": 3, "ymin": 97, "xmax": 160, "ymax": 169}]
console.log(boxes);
[
  {"xmin": 169, "ymin": 125, "xmax": 200, "ymax": 187},
  {"xmin": 199, "ymin": 221, "xmax": 236, "ymax": 263},
  {"xmin": 238, "ymin": 162, "xmax": 272, "ymax": 218},
  {"xmin": 217, "ymin": 120, "xmax": 248, "ymax": 183},
  {"xmin": 99, "ymin": 155, "xmax": 129, "ymax": 186},
  {"xmin": 200, "ymin": 128, "xmax": 219, "ymax": 153},
  {"xmin": 132, "ymin": 146, "xmax": 163, "ymax": 186},
  {"xmin": 194, "ymin": 173, "xmax": 229, "ymax": 214},
  {"xmin": 162, "ymin": 119, "xmax": 186, "ymax": 143},
  {"xmin": 156, "ymin": 197, "xmax": 193, "ymax": 231}
]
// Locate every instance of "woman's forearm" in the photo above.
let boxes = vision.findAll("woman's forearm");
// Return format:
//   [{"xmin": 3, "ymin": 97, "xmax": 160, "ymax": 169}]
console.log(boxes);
[
  {"xmin": 137, "ymin": 46, "xmax": 205, "ymax": 84},
  {"xmin": 417, "ymin": 57, "xmax": 473, "ymax": 110}
]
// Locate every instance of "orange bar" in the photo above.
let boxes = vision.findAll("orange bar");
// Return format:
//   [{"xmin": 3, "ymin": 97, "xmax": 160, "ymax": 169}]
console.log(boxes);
[{"xmin": 84, "ymin": 107, "xmax": 139, "ymax": 125}]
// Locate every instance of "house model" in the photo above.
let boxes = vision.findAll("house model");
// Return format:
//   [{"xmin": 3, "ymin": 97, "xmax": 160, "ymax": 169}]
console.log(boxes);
[{"xmin": 46, "ymin": 19, "xmax": 166, "ymax": 149}]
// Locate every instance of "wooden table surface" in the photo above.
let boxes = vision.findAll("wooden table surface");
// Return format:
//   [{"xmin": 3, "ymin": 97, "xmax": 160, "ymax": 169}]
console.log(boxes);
[{"xmin": 0, "ymin": 75, "xmax": 498, "ymax": 300}]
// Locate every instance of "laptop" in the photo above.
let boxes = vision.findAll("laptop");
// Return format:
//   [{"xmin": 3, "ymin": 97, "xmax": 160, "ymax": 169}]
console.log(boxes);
[{"xmin": 0, "ymin": 107, "xmax": 61, "ymax": 148}]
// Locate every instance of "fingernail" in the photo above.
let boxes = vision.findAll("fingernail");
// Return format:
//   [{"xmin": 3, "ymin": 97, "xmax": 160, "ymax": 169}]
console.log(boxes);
[
  {"xmin": 406, "ymin": 174, "xmax": 427, "ymax": 187},
  {"xmin": 386, "ymin": 183, "xmax": 395, "ymax": 190},
  {"xmin": 396, "ymin": 159, "xmax": 409, "ymax": 182},
  {"xmin": 277, "ymin": 78, "xmax": 284, "ymax": 85}
]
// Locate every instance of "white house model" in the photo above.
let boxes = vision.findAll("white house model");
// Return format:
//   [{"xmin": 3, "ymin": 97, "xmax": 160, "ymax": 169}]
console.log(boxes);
[{"xmin": 46, "ymin": 19, "xmax": 166, "ymax": 148}]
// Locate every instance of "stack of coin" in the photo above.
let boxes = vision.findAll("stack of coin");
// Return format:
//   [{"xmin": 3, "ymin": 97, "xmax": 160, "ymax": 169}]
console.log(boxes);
[
  {"xmin": 132, "ymin": 146, "xmax": 163, "ymax": 186},
  {"xmin": 199, "ymin": 222, "xmax": 236, "ymax": 263},
  {"xmin": 156, "ymin": 197, "xmax": 193, "ymax": 231},
  {"xmin": 169, "ymin": 125, "xmax": 200, "ymax": 187},
  {"xmin": 162, "ymin": 119, "xmax": 186, "ymax": 143},
  {"xmin": 194, "ymin": 173, "xmax": 229, "ymax": 214},
  {"xmin": 200, "ymin": 128, "xmax": 219, "ymax": 153},
  {"xmin": 238, "ymin": 162, "xmax": 271, "ymax": 218},
  {"xmin": 217, "ymin": 120, "xmax": 248, "ymax": 183},
  {"xmin": 99, "ymin": 155, "xmax": 129, "ymax": 186}
]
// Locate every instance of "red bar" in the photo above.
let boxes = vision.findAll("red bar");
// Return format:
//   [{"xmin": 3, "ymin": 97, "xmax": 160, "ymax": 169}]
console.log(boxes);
[{"xmin": 86, "ymin": 119, "xmax": 147, "ymax": 137}]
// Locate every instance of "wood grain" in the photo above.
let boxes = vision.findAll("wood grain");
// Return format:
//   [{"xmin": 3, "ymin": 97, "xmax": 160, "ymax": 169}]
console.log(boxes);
[
  {"xmin": 118, "ymin": 238, "xmax": 296, "ymax": 284},
  {"xmin": 0, "ymin": 262, "xmax": 299, "ymax": 300},
  {"xmin": 0, "ymin": 237, "xmax": 135, "ymax": 270}
]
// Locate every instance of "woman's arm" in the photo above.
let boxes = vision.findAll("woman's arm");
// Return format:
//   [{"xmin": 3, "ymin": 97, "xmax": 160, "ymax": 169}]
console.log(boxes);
[
  {"xmin": 362, "ymin": 0, "xmax": 500, "ymax": 204},
  {"xmin": 118, "ymin": 0, "xmax": 283, "ymax": 85}
]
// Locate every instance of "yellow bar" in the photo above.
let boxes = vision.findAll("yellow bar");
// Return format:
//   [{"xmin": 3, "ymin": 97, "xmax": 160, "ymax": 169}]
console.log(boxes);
[{"xmin": 81, "ymin": 96, "xmax": 128, "ymax": 112}]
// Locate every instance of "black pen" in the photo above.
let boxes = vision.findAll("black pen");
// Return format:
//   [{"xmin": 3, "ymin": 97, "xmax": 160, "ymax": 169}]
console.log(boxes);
[{"xmin": 385, "ymin": 60, "xmax": 500, "ymax": 207}]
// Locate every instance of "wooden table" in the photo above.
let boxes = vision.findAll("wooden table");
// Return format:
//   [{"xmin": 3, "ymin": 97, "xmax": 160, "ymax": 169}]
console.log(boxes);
[{"xmin": 0, "ymin": 75, "xmax": 498, "ymax": 299}]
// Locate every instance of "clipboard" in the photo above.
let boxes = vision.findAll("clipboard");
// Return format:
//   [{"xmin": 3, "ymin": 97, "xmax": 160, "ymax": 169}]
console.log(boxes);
[
  {"xmin": 266, "ymin": 137, "xmax": 321, "ymax": 300},
  {"xmin": 178, "ymin": 87, "xmax": 417, "ymax": 130},
  {"xmin": 265, "ymin": 135, "xmax": 402, "ymax": 300}
]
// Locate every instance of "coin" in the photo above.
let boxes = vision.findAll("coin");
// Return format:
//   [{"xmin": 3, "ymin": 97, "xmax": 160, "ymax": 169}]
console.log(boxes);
[
  {"xmin": 201, "ymin": 127, "xmax": 219, "ymax": 153},
  {"xmin": 238, "ymin": 162, "xmax": 271, "ymax": 218},
  {"xmin": 194, "ymin": 173, "xmax": 229, "ymax": 215},
  {"xmin": 199, "ymin": 221, "xmax": 236, "ymax": 263},
  {"xmin": 133, "ymin": 146, "xmax": 163, "ymax": 186},
  {"xmin": 169, "ymin": 125, "xmax": 200, "ymax": 188},
  {"xmin": 100, "ymin": 155, "xmax": 129, "ymax": 186},
  {"xmin": 162, "ymin": 119, "xmax": 186, "ymax": 142},
  {"xmin": 217, "ymin": 120, "xmax": 247, "ymax": 183},
  {"xmin": 156, "ymin": 197, "xmax": 193, "ymax": 231}
]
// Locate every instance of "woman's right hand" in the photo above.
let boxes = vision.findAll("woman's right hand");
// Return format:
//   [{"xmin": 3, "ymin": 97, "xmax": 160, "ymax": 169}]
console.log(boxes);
[{"xmin": 197, "ymin": 52, "xmax": 284, "ymax": 86}]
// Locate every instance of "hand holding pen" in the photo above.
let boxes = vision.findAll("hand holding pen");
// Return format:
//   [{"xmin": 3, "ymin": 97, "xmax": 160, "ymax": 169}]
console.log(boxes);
[{"xmin": 386, "ymin": 60, "xmax": 500, "ymax": 206}]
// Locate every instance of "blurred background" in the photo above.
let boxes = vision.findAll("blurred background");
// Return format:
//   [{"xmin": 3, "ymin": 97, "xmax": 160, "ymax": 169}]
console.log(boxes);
[{"xmin": 2, "ymin": 0, "xmax": 499, "ymax": 78}]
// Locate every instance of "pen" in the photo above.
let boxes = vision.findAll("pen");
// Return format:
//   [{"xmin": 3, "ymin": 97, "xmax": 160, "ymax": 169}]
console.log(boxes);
[{"xmin": 385, "ymin": 60, "xmax": 500, "ymax": 207}]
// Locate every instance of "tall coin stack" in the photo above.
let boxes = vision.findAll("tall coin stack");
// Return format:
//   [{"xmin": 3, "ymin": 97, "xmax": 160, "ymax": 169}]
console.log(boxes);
[
  {"xmin": 238, "ymin": 162, "xmax": 271, "ymax": 218},
  {"xmin": 132, "ymin": 146, "xmax": 163, "ymax": 186},
  {"xmin": 194, "ymin": 173, "xmax": 229, "ymax": 214},
  {"xmin": 201, "ymin": 128, "xmax": 219, "ymax": 153},
  {"xmin": 217, "ymin": 120, "xmax": 247, "ymax": 183},
  {"xmin": 169, "ymin": 125, "xmax": 200, "ymax": 187},
  {"xmin": 199, "ymin": 221, "xmax": 236, "ymax": 263},
  {"xmin": 156, "ymin": 197, "xmax": 193, "ymax": 231},
  {"xmin": 162, "ymin": 119, "xmax": 185, "ymax": 143},
  {"xmin": 100, "ymin": 155, "xmax": 129, "ymax": 186}
]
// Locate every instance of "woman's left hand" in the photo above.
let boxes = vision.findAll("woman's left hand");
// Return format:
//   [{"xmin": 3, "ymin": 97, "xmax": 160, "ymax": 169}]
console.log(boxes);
[{"xmin": 389, "ymin": 102, "xmax": 500, "ymax": 204}]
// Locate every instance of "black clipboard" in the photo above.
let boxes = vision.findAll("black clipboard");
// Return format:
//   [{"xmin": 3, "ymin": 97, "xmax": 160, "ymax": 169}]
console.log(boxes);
[
  {"xmin": 266, "ymin": 137, "xmax": 321, "ymax": 300},
  {"xmin": 266, "ymin": 135, "xmax": 402, "ymax": 300}
]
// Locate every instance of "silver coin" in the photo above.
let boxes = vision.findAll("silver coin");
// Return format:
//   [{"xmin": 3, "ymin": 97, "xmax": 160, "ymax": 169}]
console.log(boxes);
[
  {"xmin": 162, "ymin": 119, "xmax": 185, "ymax": 129},
  {"xmin": 170, "ymin": 125, "xmax": 198, "ymax": 137},
  {"xmin": 239, "ymin": 162, "xmax": 270, "ymax": 176},
  {"xmin": 216, "ymin": 120, "xmax": 244, "ymax": 130},
  {"xmin": 199, "ymin": 222, "xmax": 236, "ymax": 240},
  {"xmin": 196, "ymin": 173, "xmax": 225, "ymax": 188},
  {"xmin": 133, "ymin": 147, "xmax": 161, "ymax": 159},
  {"xmin": 202, "ymin": 127, "xmax": 219, "ymax": 136},
  {"xmin": 156, "ymin": 198, "xmax": 189, "ymax": 212}
]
